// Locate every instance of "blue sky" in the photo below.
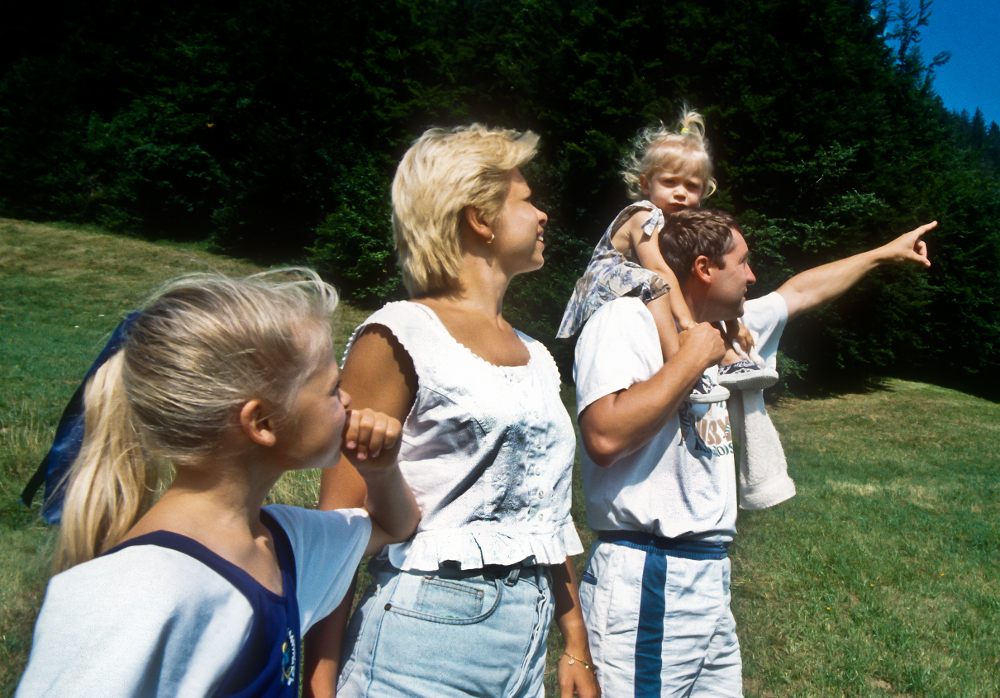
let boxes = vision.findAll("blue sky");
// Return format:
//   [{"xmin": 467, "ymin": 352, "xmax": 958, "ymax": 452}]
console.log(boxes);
[{"xmin": 918, "ymin": 0, "xmax": 1000, "ymax": 126}]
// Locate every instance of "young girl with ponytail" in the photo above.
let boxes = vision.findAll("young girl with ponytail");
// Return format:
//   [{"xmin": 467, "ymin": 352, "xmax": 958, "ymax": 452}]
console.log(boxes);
[{"xmin": 17, "ymin": 269, "xmax": 419, "ymax": 698}]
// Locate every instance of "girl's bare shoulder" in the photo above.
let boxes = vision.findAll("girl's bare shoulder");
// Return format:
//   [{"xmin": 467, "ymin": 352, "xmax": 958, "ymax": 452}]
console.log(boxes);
[
  {"xmin": 609, "ymin": 207, "xmax": 653, "ymax": 252},
  {"xmin": 625, "ymin": 207, "xmax": 653, "ymax": 233}
]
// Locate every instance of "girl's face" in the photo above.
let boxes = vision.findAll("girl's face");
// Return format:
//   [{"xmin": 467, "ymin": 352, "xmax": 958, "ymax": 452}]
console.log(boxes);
[
  {"xmin": 279, "ymin": 355, "xmax": 351, "ymax": 471},
  {"xmin": 640, "ymin": 163, "xmax": 704, "ymax": 215}
]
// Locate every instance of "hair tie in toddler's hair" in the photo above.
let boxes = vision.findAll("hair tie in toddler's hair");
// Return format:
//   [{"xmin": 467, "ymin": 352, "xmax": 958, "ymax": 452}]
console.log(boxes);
[
  {"xmin": 21, "ymin": 312, "xmax": 142, "ymax": 524},
  {"xmin": 680, "ymin": 127, "xmax": 691, "ymax": 135}
]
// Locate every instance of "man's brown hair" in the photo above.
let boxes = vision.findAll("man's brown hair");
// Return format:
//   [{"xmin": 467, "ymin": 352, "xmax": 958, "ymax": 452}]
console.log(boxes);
[{"xmin": 659, "ymin": 209, "xmax": 742, "ymax": 284}]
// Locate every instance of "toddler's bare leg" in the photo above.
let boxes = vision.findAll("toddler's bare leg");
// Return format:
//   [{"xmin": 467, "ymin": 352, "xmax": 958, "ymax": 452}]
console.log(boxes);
[
  {"xmin": 714, "ymin": 320, "xmax": 737, "ymax": 366},
  {"xmin": 722, "ymin": 345, "xmax": 742, "ymax": 366}
]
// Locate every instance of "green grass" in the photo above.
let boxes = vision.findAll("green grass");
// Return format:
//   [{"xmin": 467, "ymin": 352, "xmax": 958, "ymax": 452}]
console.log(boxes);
[
  {"xmin": 2, "ymin": 220, "xmax": 998, "ymax": 697},
  {"xmin": 735, "ymin": 382, "xmax": 1000, "ymax": 697}
]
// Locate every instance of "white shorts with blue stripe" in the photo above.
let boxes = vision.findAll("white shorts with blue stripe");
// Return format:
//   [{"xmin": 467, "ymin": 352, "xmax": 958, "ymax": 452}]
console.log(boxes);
[{"xmin": 579, "ymin": 533, "xmax": 743, "ymax": 698}]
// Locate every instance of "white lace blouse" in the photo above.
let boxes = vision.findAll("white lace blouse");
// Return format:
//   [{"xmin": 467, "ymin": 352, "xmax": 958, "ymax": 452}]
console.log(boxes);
[{"xmin": 343, "ymin": 301, "xmax": 583, "ymax": 571}]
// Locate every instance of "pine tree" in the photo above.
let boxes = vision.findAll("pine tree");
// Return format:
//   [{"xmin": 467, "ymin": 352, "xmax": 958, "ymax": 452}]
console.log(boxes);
[{"xmin": 971, "ymin": 108, "xmax": 987, "ymax": 151}]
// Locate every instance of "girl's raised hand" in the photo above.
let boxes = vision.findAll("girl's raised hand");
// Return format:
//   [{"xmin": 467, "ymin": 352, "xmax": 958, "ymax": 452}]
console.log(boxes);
[{"xmin": 343, "ymin": 408, "xmax": 401, "ymax": 463}]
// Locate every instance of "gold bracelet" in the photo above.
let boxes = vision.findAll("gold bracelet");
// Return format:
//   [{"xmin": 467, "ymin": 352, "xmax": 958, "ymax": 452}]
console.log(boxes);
[{"xmin": 562, "ymin": 651, "xmax": 596, "ymax": 673}]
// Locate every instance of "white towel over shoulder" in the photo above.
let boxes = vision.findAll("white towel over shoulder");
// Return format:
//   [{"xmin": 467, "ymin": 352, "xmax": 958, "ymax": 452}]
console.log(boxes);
[{"xmin": 728, "ymin": 389, "xmax": 796, "ymax": 510}]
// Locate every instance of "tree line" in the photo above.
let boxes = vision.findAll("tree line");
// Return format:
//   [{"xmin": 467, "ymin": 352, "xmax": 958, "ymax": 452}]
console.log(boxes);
[{"xmin": 2, "ymin": 0, "xmax": 998, "ymax": 397}]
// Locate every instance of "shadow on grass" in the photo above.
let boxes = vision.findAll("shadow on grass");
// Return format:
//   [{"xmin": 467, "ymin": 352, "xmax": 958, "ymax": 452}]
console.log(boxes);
[
  {"xmin": 770, "ymin": 373, "xmax": 1000, "ymax": 405},
  {"xmin": 763, "ymin": 374, "xmax": 897, "ymax": 404}
]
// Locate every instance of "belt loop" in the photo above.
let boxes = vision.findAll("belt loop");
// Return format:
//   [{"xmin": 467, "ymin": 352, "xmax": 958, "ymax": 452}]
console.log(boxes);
[{"xmin": 504, "ymin": 566, "xmax": 521, "ymax": 586}]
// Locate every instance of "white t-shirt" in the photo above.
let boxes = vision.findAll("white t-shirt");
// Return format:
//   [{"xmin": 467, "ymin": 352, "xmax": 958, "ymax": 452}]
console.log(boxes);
[
  {"xmin": 17, "ymin": 506, "xmax": 370, "ymax": 698},
  {"xmin": 574, "ymin": 293, "xmax": 788, "ymax": 543}
]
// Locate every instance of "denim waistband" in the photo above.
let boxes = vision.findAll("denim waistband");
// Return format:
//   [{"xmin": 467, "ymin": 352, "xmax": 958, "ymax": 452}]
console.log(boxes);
[{"xmin": 598, "ymin": 530, "xmax": 729, "ymax": 560}]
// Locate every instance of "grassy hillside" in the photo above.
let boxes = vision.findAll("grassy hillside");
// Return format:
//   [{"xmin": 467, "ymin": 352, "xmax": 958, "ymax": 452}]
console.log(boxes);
[{"xmin": 1, "ymin": 220, "xmax": 997, "ymax": 697}]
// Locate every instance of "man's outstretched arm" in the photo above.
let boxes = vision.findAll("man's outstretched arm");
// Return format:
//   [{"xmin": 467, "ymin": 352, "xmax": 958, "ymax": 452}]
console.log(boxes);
[{"xmin": 777, "ymin": 221, "xmax": 934, "ymax": 321}]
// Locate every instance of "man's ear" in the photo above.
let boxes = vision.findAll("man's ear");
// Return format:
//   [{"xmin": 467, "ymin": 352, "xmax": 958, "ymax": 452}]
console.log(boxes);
[
  {"xmin": 239, "ymin": 399, "xmax": 277, "ymax": 447},
  {"xmin": 462, "ymin": 205, "xmax": 493, "ymax": 243},
  {"xmin": 692, "ymin": 255, "xmax": 714, "ymax": 284}
]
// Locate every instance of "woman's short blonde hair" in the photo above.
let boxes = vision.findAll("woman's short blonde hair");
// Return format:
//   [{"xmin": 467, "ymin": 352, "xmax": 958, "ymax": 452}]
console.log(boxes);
[
  {"xmin": 392, "ymin": 124, "xmax": 539, "ymax": 296},
  {"xmin": 621, "ymin": 108, "xmax": 718, "ymax": 201}
]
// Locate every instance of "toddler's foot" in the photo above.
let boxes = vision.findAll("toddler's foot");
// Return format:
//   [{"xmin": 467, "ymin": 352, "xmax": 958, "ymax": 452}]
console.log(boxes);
[
  {"xmin": 717, "ymin": 360, "xmax": 779, "ymax": 391},
  {"xmin": 687, "ymin": 375, "xmax": 731, "ymax": 404}
]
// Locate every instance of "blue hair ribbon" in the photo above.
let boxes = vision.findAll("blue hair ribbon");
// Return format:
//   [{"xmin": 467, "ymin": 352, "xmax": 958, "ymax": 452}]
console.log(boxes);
[{"xmin": 21, "ymin": 312, "xmax": 141, "ymax": 523}]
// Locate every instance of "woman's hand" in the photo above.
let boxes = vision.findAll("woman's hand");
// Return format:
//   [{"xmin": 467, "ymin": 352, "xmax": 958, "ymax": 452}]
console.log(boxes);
[
  {"xmin": 552, "ymin": 559, "xmax": 601, "ymax": 697},
  {"xmin": 343, "ymin": 408, "xmax": 401, "ymax": 463},
  {"xmin": 558, "ymin": 651, "xmax": 601, "ymax": 698}
]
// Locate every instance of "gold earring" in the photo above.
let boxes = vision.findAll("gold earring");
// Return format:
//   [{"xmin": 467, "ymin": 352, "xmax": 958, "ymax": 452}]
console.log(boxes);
[{"xmin": 487, "ymin": 233, "xmax": 494, "ymax": 244}]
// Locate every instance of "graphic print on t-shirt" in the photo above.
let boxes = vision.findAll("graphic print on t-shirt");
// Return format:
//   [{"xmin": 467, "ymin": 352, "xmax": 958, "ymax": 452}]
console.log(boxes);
[
  {"xmin": 281, "ymin": 627, "xmax": 297, "ymax": 686},
  {"xmin": 678, "ymin": 400, "xmax": 733, "ymax": 458}
]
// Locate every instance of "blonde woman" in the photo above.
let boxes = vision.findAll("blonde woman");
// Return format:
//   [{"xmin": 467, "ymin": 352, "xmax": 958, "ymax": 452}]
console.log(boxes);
[{"xmin": 308, "ymin": 126, "xmax": 600, "ymax": 698}]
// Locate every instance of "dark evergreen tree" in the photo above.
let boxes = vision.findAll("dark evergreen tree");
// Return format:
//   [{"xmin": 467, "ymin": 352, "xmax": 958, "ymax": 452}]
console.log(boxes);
[
  {"xmin": 987, "ymin": 122, "xmax": 1000, "ymax": 173},
  {"xmin": 1, "ymin": 0, "xmax": 998, "ymax": 396},
  {"xmin": 970, "ymin": 108, "xmax": 987, "ymax": 151}
]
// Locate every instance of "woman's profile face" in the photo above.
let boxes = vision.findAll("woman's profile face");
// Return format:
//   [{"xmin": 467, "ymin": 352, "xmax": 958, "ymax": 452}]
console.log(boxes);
[{"xmin": 491, "ymin": 168, "xmax": 548, "ymax": 276}]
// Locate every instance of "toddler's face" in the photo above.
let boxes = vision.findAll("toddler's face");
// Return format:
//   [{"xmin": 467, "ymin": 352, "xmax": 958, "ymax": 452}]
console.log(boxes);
[{"xmin": 641, "ymin": 166, "xmax": 703, "ymax": 214}]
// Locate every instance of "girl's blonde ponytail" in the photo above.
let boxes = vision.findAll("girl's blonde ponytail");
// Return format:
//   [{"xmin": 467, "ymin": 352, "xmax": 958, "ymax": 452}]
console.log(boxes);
[
  {"xmin": 53, "ymin": 352, "xmax": 160, "ymax": 572},
  {"xmin": 48, "ymin": 268, "xmax": 338, "ymax": 574}
]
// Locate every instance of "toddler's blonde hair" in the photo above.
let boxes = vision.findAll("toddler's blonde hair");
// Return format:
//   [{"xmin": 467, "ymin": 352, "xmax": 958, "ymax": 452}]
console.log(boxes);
[{"xmin": 621, "ymin": 108, "xmax": 718, "ymax": 201}]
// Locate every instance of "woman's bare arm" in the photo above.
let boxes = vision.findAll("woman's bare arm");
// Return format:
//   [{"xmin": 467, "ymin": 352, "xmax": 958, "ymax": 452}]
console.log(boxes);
[
  {"xmin": 317, "ymin": 324, "xmax": 418, "ymax": 523},
  {"xmin": 306, "ymin": 325, "xmax": 420, "ymax": 697},
  {"xmin": 552, "ymin": 559, "xmax": 601, "ymax": 698}
]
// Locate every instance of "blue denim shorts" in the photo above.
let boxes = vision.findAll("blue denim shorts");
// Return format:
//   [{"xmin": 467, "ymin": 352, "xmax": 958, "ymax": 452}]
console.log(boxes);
[{"xmin": 337, "ymin": 556, "xmax": 554, "ymax": 698}]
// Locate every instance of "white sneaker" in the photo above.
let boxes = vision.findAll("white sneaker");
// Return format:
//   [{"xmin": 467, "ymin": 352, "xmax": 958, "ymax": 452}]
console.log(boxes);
[
  {"xmin": 687, "ymin": 376, "xmax": 731, "ymax": 404},
  {"xmin": 731, "ymin": 328, "xmax": 766, "ymax": 368},
  {"xmin": 717, "ymin": 360, "xmax": 779, "ymax": 390}
]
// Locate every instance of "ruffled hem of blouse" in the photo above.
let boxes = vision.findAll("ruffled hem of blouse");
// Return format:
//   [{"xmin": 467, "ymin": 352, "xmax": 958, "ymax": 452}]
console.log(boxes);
[{"xmin": 385, "ymin": 519, "xmax": 584, "ymax": 572}]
